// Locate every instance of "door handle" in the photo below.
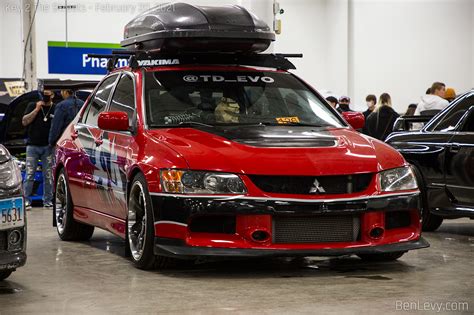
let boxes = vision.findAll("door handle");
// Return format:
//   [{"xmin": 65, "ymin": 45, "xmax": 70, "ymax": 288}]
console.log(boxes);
[
  {"xmin": 94, "ymin": 138, "xmax": 103, "ymax": 146},
  {"xmin": 449, "ymin": 143, "xmax": 460, "ymax": 153}
]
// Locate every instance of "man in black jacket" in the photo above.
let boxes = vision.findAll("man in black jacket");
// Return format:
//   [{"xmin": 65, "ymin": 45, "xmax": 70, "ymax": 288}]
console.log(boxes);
[
  {"xmin": 49, "ymin": 89, "xmax": 84, "ymax": 146},
  {"xmin": 363, "ymin": 94, "xmax": 376, "ymax": 119},
  {"xmin": 22, "ymin": 90, "xmax": 56, "ymax": 208}
]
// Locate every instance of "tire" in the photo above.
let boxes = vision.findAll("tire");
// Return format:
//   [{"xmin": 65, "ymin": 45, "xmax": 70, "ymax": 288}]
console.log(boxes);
[
  {"xmin": 55, "ymin": 169, "xmax": 94, "ymax": 241},
  {"xmin": 0, "ymin": 270, "xmax": 13, "ymax": 281},
  {"xmin": 358, "ymin": 251, "xmax": 405, "ymax": 262},
  {"xmin": 411, "ymin": 165, "xmax": 443, "ymax": 231},
  {"xmin": 127, "ymin": 173, "xmax": 173, "ymax": 270}
]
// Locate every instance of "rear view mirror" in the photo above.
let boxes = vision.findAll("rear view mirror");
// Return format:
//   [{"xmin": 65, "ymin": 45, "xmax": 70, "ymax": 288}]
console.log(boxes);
[
  {"xmin": 98, "ymin": 111, "xmax": 129, "ymax": 131},
  {"xmin": 341, "ymin": 111, "xmax": 365, "ymax": 130}
]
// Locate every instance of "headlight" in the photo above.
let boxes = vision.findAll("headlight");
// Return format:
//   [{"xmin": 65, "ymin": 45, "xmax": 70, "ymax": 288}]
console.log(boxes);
[
  {"xmin": 161, "ymin": 169, "xmax": 247, "ymax": 194},
  {"xmin": 378, "ymin": 167, "xmax": 418, "ymax": 192},
  {"xmin": 0, "ymin": 159, "xmax": 22, "ymax": 190},
  {"xmin": 0, "ymin": 145, "xmax": 11, "ymax": 164}
]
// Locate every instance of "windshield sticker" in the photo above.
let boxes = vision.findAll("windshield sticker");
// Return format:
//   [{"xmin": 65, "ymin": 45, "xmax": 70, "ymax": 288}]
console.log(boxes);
[
  {"xmin": 276, "ymin": 117, "xmax": 300, "ymax": 124},
  {"xmin": 183, "ymin": 75, "xmax": 275, "ymax": 83}
]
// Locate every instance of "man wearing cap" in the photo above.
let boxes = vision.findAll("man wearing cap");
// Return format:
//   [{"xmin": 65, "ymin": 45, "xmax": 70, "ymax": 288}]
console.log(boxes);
[
  {"xmin": 337, "ymin": 96, "xmax": 353, "ymax": 113},
  {"xmin": 49, "ymin": 89, "xmax": 84, "ymax": 147},
  {"xmin": 22, "ymin": 90, "xmax": 56, "ymax": 208}
]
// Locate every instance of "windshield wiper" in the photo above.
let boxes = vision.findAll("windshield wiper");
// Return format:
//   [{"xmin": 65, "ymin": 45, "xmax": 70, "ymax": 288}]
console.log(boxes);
[
  {"xmin": 151, "ymin": 121, "xmax": 214, "ymax": 128},
  {"xmin": 178, "ymin": 121, "xmax": 214, "ymax": 128}
]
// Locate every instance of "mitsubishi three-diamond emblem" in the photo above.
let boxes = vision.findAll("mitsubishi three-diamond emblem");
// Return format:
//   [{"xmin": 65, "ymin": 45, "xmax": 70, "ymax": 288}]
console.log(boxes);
[{"xmin": 309, "ymin": 178, "xmax": 326, "ymax": 193}]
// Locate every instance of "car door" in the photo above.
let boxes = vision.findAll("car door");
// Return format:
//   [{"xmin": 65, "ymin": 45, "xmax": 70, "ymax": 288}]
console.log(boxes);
[
  {"xmin": 414, "ymin": 95, "xmax": 474, "ymax": 192},
  {"xmin": 444, "ymin": 97, "xmax": 474, "ymax": 208},
  {"xmin": 96, "ymin": 73, "xmax": 137, "ymax": 219},
  {"xmin": 75, "ymin": 74, "xmax": 120, "ymax": 211}
]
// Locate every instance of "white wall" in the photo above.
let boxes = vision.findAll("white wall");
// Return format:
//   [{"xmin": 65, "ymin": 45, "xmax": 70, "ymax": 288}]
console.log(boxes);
[
  {"xmin": 349, "ymin": 0, "xmax": 474, "ymax": 112},
  {"xmin": 0, "ymin": 0, "xmax": 473, "ymax": 114},
  {"xmin": 0, "ymin": 0, "xmax": 23, "ymax": 78},
  {"xmin": 273, "ymin": 0, "xmax": 329, "ymax": 93}
]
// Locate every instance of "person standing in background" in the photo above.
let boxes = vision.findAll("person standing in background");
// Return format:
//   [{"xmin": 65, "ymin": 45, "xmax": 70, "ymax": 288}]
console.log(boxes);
[
  {"xmin": 337, "ymin": 96, "xmax": 353, "ymax": 113},
  {"xmin": 325, "ymin": 96, "xmax": 338, "ymax": 109},
  {"xmin": 415, "ymin": 82, "xmax": 449, "ymax": 115},
  {"xmin": 444, "ymin": 88, "xmax": 456, "ymax": 103},
  {"xmin": 49, "ymin": 89, "xmax": 84, "ymax": 146},
  {"xmin": 363, "ymin": 94, "xmax": 377, "ymax": 119},
  {"xmin": 22, "ymin": 90, "xmax": 56, "ymax": 209},
  {"xmin": 405, "ymin": 104, "xmax": 417, "ymax": 116},
  {"xmin": 402, "ymin": 104, "xmax": 418, "ymax": 131},
  {"xmin": 365, "ymin": 93, "xmax": 399, "ymax": 141}
]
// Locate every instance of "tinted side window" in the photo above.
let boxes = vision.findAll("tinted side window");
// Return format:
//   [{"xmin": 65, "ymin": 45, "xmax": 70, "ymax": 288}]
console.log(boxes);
[
  {"xmin": 84, "ymin": 75, "xmax": 118, "ymax": 126},
  {"xmin": 109, "ymin": 74, "xmax": 135, "ymax": 126},
  {"xmin": 433, "ymin": 95, "xmax": 474, "ymax": 132},
  {"xmin": 461, "ymin": 110, "xmax": 474, "ymax": 132}
]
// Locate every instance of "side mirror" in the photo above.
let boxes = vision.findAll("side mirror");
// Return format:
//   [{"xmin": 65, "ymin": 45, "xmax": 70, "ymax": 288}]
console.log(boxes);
[
  {"xmin": 98, "ymin": 111, "xmax": 129, "ymax": 131},
  {"xmin": 341, "ymin": 111, "xmax": 365, "ymax": 130}
]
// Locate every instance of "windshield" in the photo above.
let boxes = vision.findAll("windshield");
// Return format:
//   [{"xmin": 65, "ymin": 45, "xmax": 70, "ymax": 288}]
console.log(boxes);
[{"xmin": 145, "ymin": 70, "xmax": 345, "ymax": 128}]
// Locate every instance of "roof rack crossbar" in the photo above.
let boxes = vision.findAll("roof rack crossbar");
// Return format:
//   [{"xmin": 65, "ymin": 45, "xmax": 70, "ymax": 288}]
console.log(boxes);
[
  {"xmin": 86, "ymin": 52, "xmax": 302, "ymax": 72},
  {"xmin": 130, "ymin": 52, "xmax": 300, "ymax": 70}
]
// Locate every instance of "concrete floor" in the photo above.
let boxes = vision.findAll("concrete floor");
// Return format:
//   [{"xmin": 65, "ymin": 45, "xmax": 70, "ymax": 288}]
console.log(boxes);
[{"xmin": 0, "ymin": 208, "xmax": 473, "ymax": 314}]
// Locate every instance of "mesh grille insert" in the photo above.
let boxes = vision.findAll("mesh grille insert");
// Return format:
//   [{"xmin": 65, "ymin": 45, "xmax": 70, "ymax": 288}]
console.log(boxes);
[
  {"xmin": 249, "ymin": 174, "xmax": 372, "ymax": 195},
  {"xmin": 273, "ymin": 215, "xmax": 360, "ymax": 244}
]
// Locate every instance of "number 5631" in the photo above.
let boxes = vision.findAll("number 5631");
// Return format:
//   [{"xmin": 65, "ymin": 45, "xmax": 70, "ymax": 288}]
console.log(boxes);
[{"xmin": 1, "ymin": 208, "xmax": 21, "ymax": 223}]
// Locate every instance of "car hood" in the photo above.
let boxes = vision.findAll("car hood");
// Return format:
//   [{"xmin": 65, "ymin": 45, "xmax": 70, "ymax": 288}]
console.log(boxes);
[{"xmin": 147, "ymin": 126, "xmax": 406, "ymax": 176}]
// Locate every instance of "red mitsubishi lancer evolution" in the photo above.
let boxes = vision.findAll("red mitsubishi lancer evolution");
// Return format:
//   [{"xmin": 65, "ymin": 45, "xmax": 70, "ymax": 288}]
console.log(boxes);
[{"xmin": 53, "ymin": 3, "xmax": 428, "ymax": 269}]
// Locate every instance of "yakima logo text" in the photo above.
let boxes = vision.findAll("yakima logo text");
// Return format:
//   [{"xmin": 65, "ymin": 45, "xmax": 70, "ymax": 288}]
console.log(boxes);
[{"xmin": 137, "ymin": 59, "xmax": 180, "ymax": 66}]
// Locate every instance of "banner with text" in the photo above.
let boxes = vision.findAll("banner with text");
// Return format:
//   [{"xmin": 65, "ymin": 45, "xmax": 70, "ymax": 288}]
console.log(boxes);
[{"xmin": 48, "ymin": 41, "xmax": 125, "ymax": 75}]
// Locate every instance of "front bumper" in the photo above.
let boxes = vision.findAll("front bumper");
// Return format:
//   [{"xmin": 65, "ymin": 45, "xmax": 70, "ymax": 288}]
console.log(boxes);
[
  {"xmin": 0, "ymin": 251, "xmax": 27, "ymax": 270},
  {"xmin": 151, "ymin": 191, "xmax": 425, "ymax": 255},
  {"xmin": 155, "ymin": 237, "xmax": 429, "ymax": 258}
]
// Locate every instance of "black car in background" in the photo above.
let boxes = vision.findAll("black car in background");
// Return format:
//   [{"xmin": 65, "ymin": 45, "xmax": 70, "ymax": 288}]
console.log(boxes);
[
  {"xmin": 0, "ymin": 80, "xmax": 96, "ymax": 204},
  {"xmin": 0, "ymin": 88, "xmax": 91, "ymax": 154},
  {"xmin": 386, "ymin": 90, "xmax": 474, "ymax": 231}
]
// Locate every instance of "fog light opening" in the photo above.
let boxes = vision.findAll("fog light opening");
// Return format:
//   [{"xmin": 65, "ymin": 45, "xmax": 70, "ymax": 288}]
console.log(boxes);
[
  {"xmin": 8, "ymin": 230, "xmax": 22, "ymax": 245},
  {"xmin": 369, "ymin": 227, "xmax": 384, "ymax": 239},
  {"xmin": 251, "ymin": 230, "xmax": 270, "ymax": 242}
]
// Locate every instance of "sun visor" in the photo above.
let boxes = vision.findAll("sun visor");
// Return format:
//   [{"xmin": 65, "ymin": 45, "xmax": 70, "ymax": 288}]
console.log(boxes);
[{"xmin": 121, "ymin": 2, "xmax": 275, "ymax": 53}]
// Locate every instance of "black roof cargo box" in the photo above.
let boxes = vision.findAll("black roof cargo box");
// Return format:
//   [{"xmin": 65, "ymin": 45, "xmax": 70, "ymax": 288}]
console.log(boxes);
[{"xmin": 121, "ymin": 2, "xmax": 275, "ymax": 53}]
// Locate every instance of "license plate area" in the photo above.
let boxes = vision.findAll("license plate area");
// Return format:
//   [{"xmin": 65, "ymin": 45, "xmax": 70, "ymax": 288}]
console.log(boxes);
[
  {"xmin": 273, "ymin": 215, "xmax": 360, "ymax": 244},
  {"xmin": 0, "ymin": 197, "xmax": 24, "ymax": 231}
]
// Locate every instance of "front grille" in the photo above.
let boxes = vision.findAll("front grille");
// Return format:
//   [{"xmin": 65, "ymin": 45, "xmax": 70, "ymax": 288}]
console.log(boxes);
[
  {"xmin": 273, "ymin": 215, "xmax": 360, "ymax": 244},
  {"xmin": 249, "ymin": 174, "xmax": 372, "ymax": 195},
  {"xmin": 0, "ymin": 231, "xmax": 7, "ymax": 250}
]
